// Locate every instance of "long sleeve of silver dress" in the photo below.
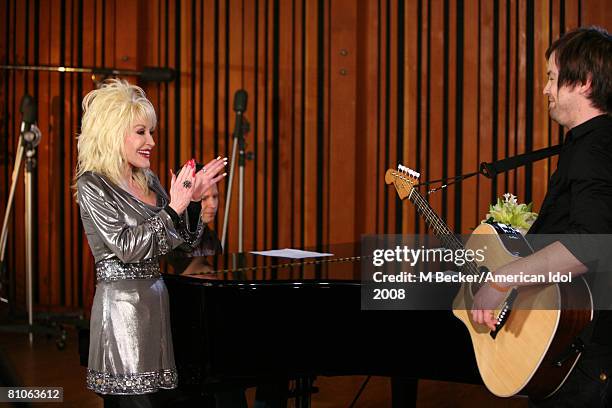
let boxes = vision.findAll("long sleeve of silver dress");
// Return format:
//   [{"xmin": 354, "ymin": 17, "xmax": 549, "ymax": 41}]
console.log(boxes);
[{"xmin": 77, "ymin": 170, "xmax": 193, "ymax": 395}]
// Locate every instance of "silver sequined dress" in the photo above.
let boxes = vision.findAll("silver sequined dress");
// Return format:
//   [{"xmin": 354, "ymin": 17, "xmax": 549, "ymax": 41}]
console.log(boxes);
[{"xmin": 77, "ymin": 170, "xmax": 199, "ymax": 395}]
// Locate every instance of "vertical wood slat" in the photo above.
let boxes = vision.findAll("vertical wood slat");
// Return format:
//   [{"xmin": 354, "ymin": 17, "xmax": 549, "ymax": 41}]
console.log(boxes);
[
  {"xmin": 532, "ymin": 0, "xmax": 551, "ymax": 212},
  {"xmin": 329, "ymin": 0, "xmax": 356, "ymax": 243},
  {"xmin": 64, "ymin": 0, "xmax": 74, "ymax": 307},
  {"xmin": 355, "ymin": 0, "xmax": 380, "ymax": 237},
  {"xmin": 12, "ymin": 0, "xmax": 26, "ymax": 308},
  {"xmin": 495, "ymin": 0, "xmax": 508, "ymax": 200},
  {"xmin": 377, "ymin": 0, "xmax": 388, "ymax": 234},
  {"xmin": 49, "ymin": 0, "xmax": 62, "ymax": 306},
  {"xmin": 444, "ymin": 0, "xmax": 457, "ymax": 232},
  {"xmin": 277, "ymin": 0, "xmax": 293, "ymax": 247},
  {"xmin": 429, "ymin": 0, "xmax": 444, "ymax": 232},
  {"xmin": 302, "ymin": 0, "xmax": 318, "ymax": 248},
  {"xmin": 1, "ymin": 0, "xmax": 611, "ymax": 312},
  {"xmin": 0, "ymin": 0, "xmax": 7, "ymax": 235},
  {"xmin": 36, "ymin": 0, "xmax": 51, "ymax": 307},
  {"xmin": 461, "ymin": 0, "xmax": 479, "ymax": 234},
  {"xmin": 320, "ymin": 0, "xmax": 330, "ymax": 248},
  {"xmin": 478, "ymin": 0, "xmax": 494, "ymax": 225},
  {"xmin": 254, "ymin": 0, "xmax": 267, "ymax": 250},
  {"xmin": 291, "ymin": 0, "xmax": 304, "ymax": 248},
  {"xmin": 390, "ymin": 0, "xmax": 400, "ymax": 233},
  {"xmin": 515, "ymin": 0, "xmax": 527, "ymax": 204}
]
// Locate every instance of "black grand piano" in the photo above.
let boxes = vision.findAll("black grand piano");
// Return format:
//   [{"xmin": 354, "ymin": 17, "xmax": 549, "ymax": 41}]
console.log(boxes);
[{"xmin": 163, "ymin": 243, "xmax": 482, "ymax": 406}]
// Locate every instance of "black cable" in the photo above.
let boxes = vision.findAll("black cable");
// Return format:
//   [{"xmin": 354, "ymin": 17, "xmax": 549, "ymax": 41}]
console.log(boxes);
[
  {"xmin": 413, "ymin": 171, "xmax": 481, "ymax": 195},
  {"xmin": 415, "ymin": 170, "xmax": 480, "ymax": 187},
  {"xmin": 348, "ymin": 376, "xmax": 371, "ymax": 408}
]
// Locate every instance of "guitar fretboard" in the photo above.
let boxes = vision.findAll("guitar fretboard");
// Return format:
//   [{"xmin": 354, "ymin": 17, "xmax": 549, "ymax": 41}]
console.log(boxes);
[{"xmin": 406, "ymin": 187, "xmax": 480, "ymax": 277}]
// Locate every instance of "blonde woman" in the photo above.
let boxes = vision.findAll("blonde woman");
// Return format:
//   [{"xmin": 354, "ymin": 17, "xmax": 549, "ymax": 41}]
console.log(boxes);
[{"xmin": 75, "ymin": 79, "xmax": 226, "ymax": 407}]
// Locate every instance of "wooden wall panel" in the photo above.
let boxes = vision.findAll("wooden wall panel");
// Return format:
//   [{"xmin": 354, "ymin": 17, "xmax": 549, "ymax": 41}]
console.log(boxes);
[
  {"xmin": 329, "ymin": 0, "xmax": 357, "ymax": 245},
  {"xmin": 303, "ymin": 0, "xmax": 318, "ymax": 248},
  {"xmin": 1, "ymin": 0, "xmax": 611, "ymax": 312}
]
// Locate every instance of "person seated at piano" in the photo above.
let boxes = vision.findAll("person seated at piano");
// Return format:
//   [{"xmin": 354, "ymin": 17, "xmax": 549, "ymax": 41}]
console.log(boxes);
[
  {"xmin": 179, "ymin": 180, "xmax": 222, "ymax": 276},
  {"xmin": 74, "ymin": 78, "xmax": 226, "ymax": 408},
  {"xmin": 175, "ymin": 177, "xmax": 287, "ymax": 408}
]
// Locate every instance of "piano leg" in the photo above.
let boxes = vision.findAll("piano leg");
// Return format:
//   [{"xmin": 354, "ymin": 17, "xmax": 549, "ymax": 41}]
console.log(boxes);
[
  {"xmin": 253, "ymin": 377, "xmax": 317, "ymax": 408},
  {"xmin": 391, "ymin": 377, "xmax": 418, "ymax": 408},
  {"xmin": 294, "ymin": 376, "xmax": 316, "ymax": 408},
  {"xmin": 254, "ymin": 381, "xmax": 289, "ymax": 408},
  {"xmin": 214, "ymin": 388, "xmax": 248, "ymax": 408}
]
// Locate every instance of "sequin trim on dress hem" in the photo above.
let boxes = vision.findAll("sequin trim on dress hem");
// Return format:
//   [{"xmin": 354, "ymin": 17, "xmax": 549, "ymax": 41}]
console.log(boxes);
[
  {"xmin": 95, "ymin": 258, "xmax": 161, "ymax": 282},
  {"xmin": 86, "ymin": 368, "xmax": 178, "ymax": 395}
]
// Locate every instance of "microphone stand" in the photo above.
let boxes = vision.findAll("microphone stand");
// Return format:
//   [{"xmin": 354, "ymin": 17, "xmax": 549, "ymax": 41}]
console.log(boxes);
[
  {"xmin": 221, "ymin": 103, "xmax": 250, "ymax": 253},
  {"xmin": 479, "ymin": 144, "xmax": 562, "ymax": 178},
  {"xmin": 0, "ymin": 64, "xmax": 176, "ymax": 83},
  {"xmin": 0, "ymin": 120, "xmax": 41, "ymax": 345},
  {"xmin": 412, "ymin": 144, "xmax": 563, "ymax": 194}
]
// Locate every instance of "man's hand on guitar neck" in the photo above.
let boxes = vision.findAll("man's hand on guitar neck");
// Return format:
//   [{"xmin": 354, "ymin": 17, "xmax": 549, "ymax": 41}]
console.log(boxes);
[{"xmin": 471, "ymin": 241, "xmax": 588, "ymax": 331}]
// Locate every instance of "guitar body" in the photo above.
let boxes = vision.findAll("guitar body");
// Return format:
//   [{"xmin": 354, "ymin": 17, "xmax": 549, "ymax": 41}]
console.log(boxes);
[
  {"xmin": 385, "ymin": 167, "xmax": 594, "ymax": 399},
  {"xmin": 452, "ymin": 223, "xmax": 593, "ymax": 399}
]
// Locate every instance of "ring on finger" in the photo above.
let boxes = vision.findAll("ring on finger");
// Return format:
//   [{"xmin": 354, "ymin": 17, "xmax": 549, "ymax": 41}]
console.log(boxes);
[{"xmin": 182, "ymin": 180, "xmax": 192, "ymax": 189}]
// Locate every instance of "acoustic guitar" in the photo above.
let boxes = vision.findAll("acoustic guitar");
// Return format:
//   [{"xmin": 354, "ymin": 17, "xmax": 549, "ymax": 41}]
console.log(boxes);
[{"xmin": 385, "ymin": 165, "xmax": 593, "ymax": 400}]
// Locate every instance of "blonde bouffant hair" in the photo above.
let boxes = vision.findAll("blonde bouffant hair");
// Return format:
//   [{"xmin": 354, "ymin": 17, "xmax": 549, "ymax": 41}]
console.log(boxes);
[{"xmin": 75, "ymin": 79, "xmax": 157, "ymax": 193}]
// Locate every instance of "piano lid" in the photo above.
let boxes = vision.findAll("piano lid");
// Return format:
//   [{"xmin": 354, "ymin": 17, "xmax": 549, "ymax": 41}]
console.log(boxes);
[{"xmin": 164, "ymin": 242, "xmax": 363, "ymax": 283}]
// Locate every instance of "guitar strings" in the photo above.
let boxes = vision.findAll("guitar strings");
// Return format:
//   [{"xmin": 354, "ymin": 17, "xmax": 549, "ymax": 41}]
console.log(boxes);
[{"xmin": 408, "ymin": 185, "xmax": 480, "ymax": 278}]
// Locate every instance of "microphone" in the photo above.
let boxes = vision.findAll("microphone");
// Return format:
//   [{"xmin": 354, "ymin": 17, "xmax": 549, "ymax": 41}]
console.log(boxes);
[
  {"xmin": 90, "ymin": 67, "xmax": 176, "ymax": 82},
  {"xmin": 19, "ymin": 94, "xmax": 42, "ymax": 147},
  {"xmin": 19, "ymin": 94, "xmax": 36, "ymax": 134},
  {"xmin": 232, "ymin": 89, "xmax": 249, "ymax": 140},
  {"xmin": 140, "ymin": 67, "xmax": 176, "ymax": 82},
  {"xmin": 480, "ymin": 144, "xmax": 562, "ymax": 178},
  {"xmin": 233, "ymin": 89, "xmax": 248, "ymax": 114}
]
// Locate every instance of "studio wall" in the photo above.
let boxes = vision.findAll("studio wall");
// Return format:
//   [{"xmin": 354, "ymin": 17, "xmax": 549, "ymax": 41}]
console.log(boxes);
[{"xmin": 1, "ymin": 0, "xmax": 611, "ymax": 311}]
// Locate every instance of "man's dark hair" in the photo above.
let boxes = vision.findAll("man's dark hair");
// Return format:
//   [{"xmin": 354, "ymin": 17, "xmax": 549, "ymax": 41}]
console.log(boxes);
[{"xmin": 546, "ymin": 26, "xmax": 612, "ymax": 114}]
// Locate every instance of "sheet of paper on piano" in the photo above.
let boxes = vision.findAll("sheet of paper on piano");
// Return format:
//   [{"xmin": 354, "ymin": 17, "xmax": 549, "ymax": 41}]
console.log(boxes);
[{"xmin": 249, "ymin": 248, "xmax": 334, "ymax": 259}]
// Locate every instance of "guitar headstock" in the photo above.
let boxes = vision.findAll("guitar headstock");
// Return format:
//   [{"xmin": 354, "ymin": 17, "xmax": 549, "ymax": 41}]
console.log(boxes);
[{"xmin": 384, "ymin": 164, "xmax": 420, "ymax": 200}]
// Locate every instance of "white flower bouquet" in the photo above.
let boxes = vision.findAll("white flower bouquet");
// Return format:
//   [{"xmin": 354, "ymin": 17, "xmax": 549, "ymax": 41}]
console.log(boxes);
[{"xmin": 484, "ymin": 193, "xmax": 538, "ymax": 235}]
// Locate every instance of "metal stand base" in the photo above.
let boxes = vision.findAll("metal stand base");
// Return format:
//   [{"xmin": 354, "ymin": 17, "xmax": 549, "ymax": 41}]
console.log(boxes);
[{"xmin": 0, "ymin": 119, "xmax": 41, "ymax": 345}]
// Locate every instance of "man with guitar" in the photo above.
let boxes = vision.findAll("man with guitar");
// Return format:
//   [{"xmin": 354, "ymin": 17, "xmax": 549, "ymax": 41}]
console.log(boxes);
[{"xmin": 472, "ymin": 27, "xmax": 612, "ymax": 407}]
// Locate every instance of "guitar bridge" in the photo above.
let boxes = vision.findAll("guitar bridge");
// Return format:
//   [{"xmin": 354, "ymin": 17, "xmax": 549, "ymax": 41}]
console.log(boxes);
[{"xmin": 489, "ymin": 288, "xmax": 518, "ymax": 339}]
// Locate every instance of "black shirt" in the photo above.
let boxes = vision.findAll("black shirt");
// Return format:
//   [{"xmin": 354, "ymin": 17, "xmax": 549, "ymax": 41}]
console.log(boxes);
[
  {"xmin": 529, "ymin": 114, "xmax": 612, "ymax": 236},
  {"xmin": 528, "ymin": 114, "xmax": 612, "ymax": 344}
]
